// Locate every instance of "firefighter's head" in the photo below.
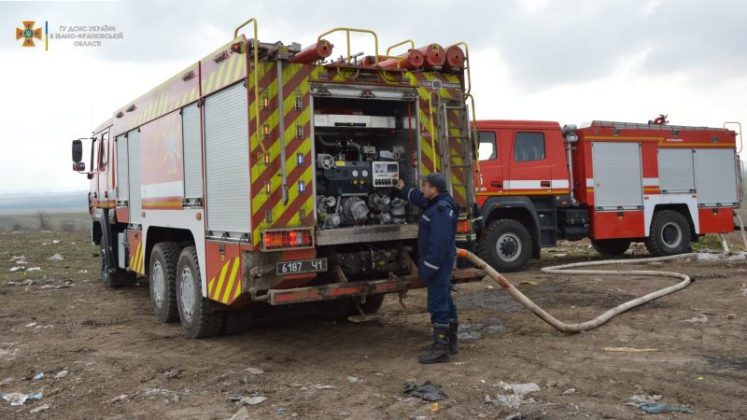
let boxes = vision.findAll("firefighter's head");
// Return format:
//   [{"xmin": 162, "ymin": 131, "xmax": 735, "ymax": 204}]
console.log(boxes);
[{"xmin": 422, "ymin": 172, "xmax": 447, "ymax": 200}]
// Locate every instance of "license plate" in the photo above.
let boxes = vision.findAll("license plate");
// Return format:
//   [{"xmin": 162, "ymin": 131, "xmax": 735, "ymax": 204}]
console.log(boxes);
[{"xmin": 276, "ymin": 258, "xmax": 327, "ymax": 275}]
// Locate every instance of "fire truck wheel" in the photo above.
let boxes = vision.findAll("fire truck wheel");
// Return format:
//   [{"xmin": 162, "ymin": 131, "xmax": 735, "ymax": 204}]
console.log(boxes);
[
  {"xmin": 358, "ymin": 294, "xmax": 385, "ymax": 314},
  {"xmin": 478, "ymin": 219, "xmax": 532, "ymax": 272},
  {"xmin": 176, "ymin": 246, "xmax": 223, "ymax": 338},
  {"xmin": 100, "ymin": 253, "xmax": 136, "ymax": 288},
  {"xmin": 591, "ymin": 239, "xmax": 632, "ymax": 256},
  {"xmin": 148, "ymin": 242, "xmax": 181, "ymax": 323},
  {"xmin": 645, "ymin": 210, "xmax": 692, "ymax": 256},
  {"xmin": 311, "ymin": 299, "xmax": 353, "ymax": 321},
  {"xmin": 221, "ymin": 310, "xmax": 251, "ymax": 335}
]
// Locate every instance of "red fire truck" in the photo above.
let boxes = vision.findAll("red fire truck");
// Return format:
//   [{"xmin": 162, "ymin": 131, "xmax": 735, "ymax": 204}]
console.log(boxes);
[
  {"xmin": 71, "ymin": 19, "xmax": 483, "ymax": 337},
  {"xmin": 474, "ymin": 118, "xmax": 742, "ymax": 271}
]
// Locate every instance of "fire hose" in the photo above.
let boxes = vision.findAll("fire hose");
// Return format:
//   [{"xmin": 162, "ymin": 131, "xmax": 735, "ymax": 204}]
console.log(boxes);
[{"xmin": 456, "ymin": 249, "xmax": 706, "ymax": 333}]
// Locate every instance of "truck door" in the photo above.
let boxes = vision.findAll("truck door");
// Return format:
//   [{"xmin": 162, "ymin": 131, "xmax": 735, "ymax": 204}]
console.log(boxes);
[
  {"xmin": 95, "ymin": 130, "xmax": 111, "ymax": 205},
  {"xmin": 477, "ymin": 129, "xmax": 506, "ymax": 197},
  {"xmin": 508, "ymin": 130, "xmax": 552, "ymax": 195}
]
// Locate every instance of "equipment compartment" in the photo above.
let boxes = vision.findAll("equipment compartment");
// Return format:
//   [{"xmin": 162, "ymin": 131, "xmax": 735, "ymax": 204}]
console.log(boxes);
[{"xmin": 313, "ymin": 97, "xmax": 419, "ymax": 230}]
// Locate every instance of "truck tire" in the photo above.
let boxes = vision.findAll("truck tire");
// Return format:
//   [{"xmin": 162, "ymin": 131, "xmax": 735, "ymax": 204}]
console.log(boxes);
[
  {"xmin": 347, "ymin": 294, "xmax": 386, "ymax": 316},
  {"xmin": 175, "ymin": 246, "xmax": 223, "ymax": 338},
  {"xmin": 359, "ymin": 294, "xmax": 385, "ymax": 314},
  {"xmin": 149, "ymin": 242, "xmax": 181, "ymax": 323},
  {"xmin": 311, "ymin": 299, "xmax": 353, "ymax": 321},
  {"xmin": 645, "ymin": 210, "xmax": 692, "ymax": 256},
  {"xmin": 222, "ymin": 310, "xmax": 251, "ymax": 335},
  {"xmin": 477, "ymin": 219, "xmax": 532, "ymax": 272},
  {"xmin": 100, "ymin": 250, "xmax": 136, "ymax": 288},
  {"xmin": 591, "ymin": 239, "xmax": 631, "ymax": 257}
]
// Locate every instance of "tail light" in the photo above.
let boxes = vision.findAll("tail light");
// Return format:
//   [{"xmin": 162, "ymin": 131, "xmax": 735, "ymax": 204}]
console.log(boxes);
[
  {"xmin": 263, "ymin": 229, "xmax": 313, "ymax": 250},
  {"xmin": 457, "ymin": 219, "xmax": 471, "ymax": 234}
]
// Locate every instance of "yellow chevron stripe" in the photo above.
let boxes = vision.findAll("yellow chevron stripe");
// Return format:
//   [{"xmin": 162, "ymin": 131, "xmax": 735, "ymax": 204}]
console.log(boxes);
[
  {"xmin": 214, "ymin": 57, "xmax": 230, "ymax": 92},
  {"xmin": 132, "ymin": 242, "xmax": 141, "ymax": 273},
  {"xmin": 249, "ymin": 64, "xmax": 309, "ymax": 194},
  {"xmin": 137, "ymin": 243, "xmax": 144, "ymax": 273},
  {"xmin": 252, "ymin": 165, "xmax": 314, "ymax": 244},
  {"xmin": 250, "ymin": 78, "xmax": 311, "ymax": 216},
  {"xmin": 133, "ymin": 243, "xmax": 139, "ymax": 272},
  {"xmin": 205, "ymin": 70, "xmax": 217, "ymax": 95},
  {"xmin": 233, "ymin": 54, "xmax": 246, "ymax": 82},
  {"xmin": 220, "ymin": 257, "xmax": 241, "ymax": 303},
  {"xmin": 232, "ymin": 279, "xmax": 243, "ymax": 300},
  {"xmin": 212, "ymin": 261, "xmax": 231, "ymax": 300},
  {"xmin": 222, "ymin": 53, "xmax": 238, "ymax": 89},
  {"xmin": 250, "ymin": 136, "xmax": 311, "ymax": 216},
  {"xmin": 208, "ymin": 276, "xmax": 216, "ymax": 297}
]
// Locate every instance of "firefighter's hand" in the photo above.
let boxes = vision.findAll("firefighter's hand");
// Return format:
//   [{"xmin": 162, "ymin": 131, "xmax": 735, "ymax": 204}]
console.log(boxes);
[{"xmin": 395, "ymin": 178, "xmax": 405, "ymax": 190}]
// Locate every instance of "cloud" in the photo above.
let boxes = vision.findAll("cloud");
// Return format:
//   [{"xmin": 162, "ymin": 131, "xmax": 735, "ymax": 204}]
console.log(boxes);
[{"xmin": 0, "ymin": 0, "xmax": 745, "ymax": 193}]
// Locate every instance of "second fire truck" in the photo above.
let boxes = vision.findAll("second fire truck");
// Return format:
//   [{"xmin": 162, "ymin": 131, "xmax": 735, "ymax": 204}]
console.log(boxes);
[{"xmin": 474, "ymin": 118, "xmax": 742, "ymax": 271}]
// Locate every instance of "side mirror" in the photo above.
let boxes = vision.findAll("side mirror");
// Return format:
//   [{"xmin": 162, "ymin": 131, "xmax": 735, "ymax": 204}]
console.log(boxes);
[
  {"xmin": 73, "ymin": 162, "xmax": 86, "ymax": 171},
  {"xmin": 72, "ymin": 140, "xmax": 83, "ymax": 163}
]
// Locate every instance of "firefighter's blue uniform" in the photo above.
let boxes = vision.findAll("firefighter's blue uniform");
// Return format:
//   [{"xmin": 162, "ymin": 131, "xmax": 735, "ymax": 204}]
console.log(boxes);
[{"xmin": 400, "ymin": 186, "xmax": 458, "ymax": 325}]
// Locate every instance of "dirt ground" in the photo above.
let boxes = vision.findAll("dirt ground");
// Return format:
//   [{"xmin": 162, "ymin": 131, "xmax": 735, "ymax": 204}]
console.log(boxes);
[{"xmin": 1, "ymin": 231, "xmax": 746, "ymax": 419}]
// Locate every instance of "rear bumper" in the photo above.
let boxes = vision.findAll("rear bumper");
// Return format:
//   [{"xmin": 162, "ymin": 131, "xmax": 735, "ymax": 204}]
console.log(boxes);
[{"xmin": 266, "ymin": 267, "xmax": 485, "ymax": 306}]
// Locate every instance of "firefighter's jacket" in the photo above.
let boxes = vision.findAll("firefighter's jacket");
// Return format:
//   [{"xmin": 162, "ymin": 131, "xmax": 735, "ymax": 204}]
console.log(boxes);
[{"xmin": 400, "ymin": 187, "xmax": 458, "ymax": 285}]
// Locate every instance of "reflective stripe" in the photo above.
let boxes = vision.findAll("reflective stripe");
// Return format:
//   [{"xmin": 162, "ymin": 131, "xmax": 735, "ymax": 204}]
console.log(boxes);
[
  {"xmin": 423, "ymin": 260, "xmax": 439, "ymax": 270},
  {"xmin": 422, "ymin": 214, "xmax": 431, "ymax": 222},
  {"xmin": 642, "ymin": 177, "xmax": 660, "ymax": 186},
  {"xmin": 407, "ymin": 188, "xmax": 413, "ymax": 201}
]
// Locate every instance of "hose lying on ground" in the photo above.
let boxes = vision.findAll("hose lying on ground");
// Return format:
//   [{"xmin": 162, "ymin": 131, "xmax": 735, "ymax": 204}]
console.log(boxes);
[{"xmin": 456, "ymin": 249, "xmax": 698, "ymax": 333}]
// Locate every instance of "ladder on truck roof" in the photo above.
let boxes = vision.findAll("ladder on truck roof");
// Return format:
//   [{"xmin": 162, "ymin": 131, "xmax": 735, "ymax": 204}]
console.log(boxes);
[{"xmin": 590, "ymin": 120, "xmax": 731, "ymax": 132}]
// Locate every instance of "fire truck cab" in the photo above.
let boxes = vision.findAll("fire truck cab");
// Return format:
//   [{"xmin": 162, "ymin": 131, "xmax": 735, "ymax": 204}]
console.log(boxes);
[{"xmin": 475, "ymin": 119, "xmax": 742, "ymax": 271}]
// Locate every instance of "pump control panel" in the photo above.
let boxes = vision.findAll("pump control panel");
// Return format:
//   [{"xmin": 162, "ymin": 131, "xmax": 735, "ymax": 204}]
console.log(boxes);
[{"xmin": 371, "ymin": 161, "xmax": 399, "ymax": 187}]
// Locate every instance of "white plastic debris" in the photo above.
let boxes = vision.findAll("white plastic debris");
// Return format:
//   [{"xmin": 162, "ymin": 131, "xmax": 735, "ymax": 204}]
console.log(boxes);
[
  {"xmin": 696, "ymin": 253, "xmax": 720, "ymax": 261},
  {"xmin": 54, "ymin": 370, "xmax": 68, "ymax": 379},
  {"xmin": 240, "ymin": 396, "xmax": 267, "ymax": 405},
  {"xmin": 0, "ymin": 391, "xmax": 42, "ymax": 406},
  {"xmin": 27, "ymin": 267, "xmax": 41, "ymax": 272},
  {"xmin": 629, "ymin": 394, "xmax": 662, "ymax": 405},
  {"xmin": 32, "ymin": 372, "xmax": 44, "ymax": 381},
  {"xmin": 142, "ymin": 388, "xmax": 179, "ymax": 403},
  {"xmin": 52, "ymin": 240, "xmax": 60, "ymax": 244},
  {"xmin": 683, "ymin": 314, "xmax": 708, "ymax": 323},
  {"xmin": 47, "ymin": 254, "xmax": 64, "ymax": 262},
  {"xmin": 9, "ymin": 267, "xmax": 24, "ymax": 272},
  {"xmin": 312, "ymin": 384, "xmax": 336, "ymax": 390},
  {"xmin": 493, "ymin": 382, "xmax": 541, "ymax": 408},
  {"xmin": 346, "ymin": 376, "xmax": 363, "ymax": 384},
  {"xmin": 30, "ymin": 403, "xmax": 49, "ymax": 413},
  {"xmin": 110, "ymin": 394, "xmax": 129, "ymax": 403},
  {"xmin": 245, "ymin": 367, "xmax": 264, "ymax": 375}
]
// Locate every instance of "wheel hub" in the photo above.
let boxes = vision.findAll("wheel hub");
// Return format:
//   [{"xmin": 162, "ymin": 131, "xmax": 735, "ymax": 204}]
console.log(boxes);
[
  {"xmin": 661, "ymin": 221, "xmax": 683, "ymax": 248},
  {"xmin": 151, "ymin": 261, "xmax": 165, "ymax": 306},
  {"xmin": 496, "ymin": 232, "xmax": 522, "ymax": 263},
  {"xmin": 179, "ymin": 266, "xmax": 196, "ymax": 322}
]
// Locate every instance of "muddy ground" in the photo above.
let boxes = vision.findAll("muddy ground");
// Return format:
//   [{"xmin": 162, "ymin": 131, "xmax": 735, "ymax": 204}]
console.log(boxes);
[{"xmin": 1, "ymin": 231, "xmax": 746, "ymax": 419}]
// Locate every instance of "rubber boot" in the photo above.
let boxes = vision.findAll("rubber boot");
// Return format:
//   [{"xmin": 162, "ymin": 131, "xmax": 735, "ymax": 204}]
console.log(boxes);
[
  {"xmin": 448, "ymin": 321, "xmax": 458, "ymax": 355},
  {"xmin": 418, "ymin": 324, "xmax": 450, "ymax": 364}
]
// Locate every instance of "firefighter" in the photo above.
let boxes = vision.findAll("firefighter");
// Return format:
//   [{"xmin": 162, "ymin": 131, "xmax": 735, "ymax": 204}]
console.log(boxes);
[{"xmin": 396, "ymin": 173, "xmax": 459, "ymax": 364}]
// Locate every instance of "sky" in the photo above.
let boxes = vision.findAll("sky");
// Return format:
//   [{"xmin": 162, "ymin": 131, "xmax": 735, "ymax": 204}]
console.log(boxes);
[{"xmin": 0, "ymin": 0, "xmax": 745, "ymax": 193}]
